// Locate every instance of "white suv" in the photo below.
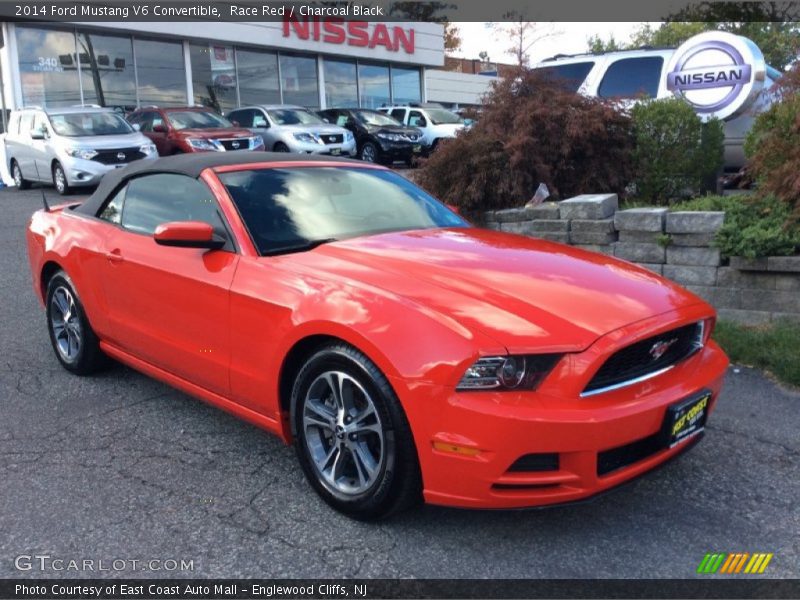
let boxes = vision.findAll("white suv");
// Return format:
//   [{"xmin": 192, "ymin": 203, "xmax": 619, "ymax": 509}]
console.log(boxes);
[{"xmin": 379, "ymin": 104, "xmax": 465, "ymax": 151}]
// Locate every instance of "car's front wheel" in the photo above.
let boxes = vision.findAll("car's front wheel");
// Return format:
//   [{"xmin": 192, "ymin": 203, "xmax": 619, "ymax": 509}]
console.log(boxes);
[
  {"xmin": 11, "ymin": 160, "xmax": 30, "ymax": 190},
  {"xmin": 292, "ymin": 343, "xmax": 421, "ymax": 519},
  {"xmin": 46, "ymin": 271, "xmax": 107, "ymax": 375},
  {"xmin": 359, "ymin": 142, "xmax": 379, "ymax": 163},
  {"xmin": 52, "ymin": 162, "xmax": 70, "ymax": 195}
]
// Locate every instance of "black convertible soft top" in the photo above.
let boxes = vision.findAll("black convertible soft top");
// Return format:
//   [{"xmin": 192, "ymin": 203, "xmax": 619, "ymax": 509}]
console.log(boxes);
[{"xmin": 75, "ymin": 151, "xmax": 363, "ymax": 217}]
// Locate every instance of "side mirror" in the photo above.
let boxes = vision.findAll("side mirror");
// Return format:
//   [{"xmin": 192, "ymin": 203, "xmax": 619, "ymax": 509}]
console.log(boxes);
[
  {"xmin": 30, "ymin": 129, "xmax": 45, "ymax": 140},
  {"xmin": 152, "ymin": 123, "xmax": 167, "ymax": 133},
  {"xmin": 154, "ymin": 221, "xmax": 225, "ymax": 250},
  {"xmin": 131, "ymin": 123, "xmax": 141, "ymax": 132},
  {"xmin": 231, "ymin": 120, "xmax": 240, "ymax": 127}
]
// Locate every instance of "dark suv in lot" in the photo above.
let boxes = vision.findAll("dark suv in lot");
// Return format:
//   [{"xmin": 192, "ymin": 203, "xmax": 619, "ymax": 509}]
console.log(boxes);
[
  {"xmin": 126, "ymin": 106, "xmax": 264, "ymax": 155},
  {"xmin": 317, "ymin": 108, "xmax": 424, "ymax": 165}
]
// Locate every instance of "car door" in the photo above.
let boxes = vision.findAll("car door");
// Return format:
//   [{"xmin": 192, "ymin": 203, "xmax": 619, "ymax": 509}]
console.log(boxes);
[
  {"xmin": 390, "ymin": 108, "xmax": 407, "ymax": 125},
  {"xmin": 99, "ymin": 172, "xmax": 238, "ymax": 395},
  {"xmin": 31, "ymin": 111, "xmax": 53, "ymax": 179},
  {"xmin": 15, "ymin": 112, "xmax": 37, "ymax": 179}
]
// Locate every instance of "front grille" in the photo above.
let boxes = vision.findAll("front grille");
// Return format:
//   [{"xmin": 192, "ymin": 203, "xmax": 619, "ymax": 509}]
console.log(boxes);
[
  {"xmin": 583, "ymin": 322, "xmax": 703, "ymax": 396},
  {"xmin": 597, "ymin": 431, "xmax": 703, "ymax": 476},
  {"xmin": 218, "ymin": 138, "xmax": 250, "ymax": 151},
  {"xmin": 91, "ymin": 147, "xmax": 145, "ymax": 165},
  {"xmin": 321, "ymin": 134, "xmax": 344, "ymax": 145}
]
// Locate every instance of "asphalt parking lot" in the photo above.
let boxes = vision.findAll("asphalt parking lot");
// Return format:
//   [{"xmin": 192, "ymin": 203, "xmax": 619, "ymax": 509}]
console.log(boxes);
[{"xmin": 0, "ymin": 185, "xmax": 798, "ymax": 579}]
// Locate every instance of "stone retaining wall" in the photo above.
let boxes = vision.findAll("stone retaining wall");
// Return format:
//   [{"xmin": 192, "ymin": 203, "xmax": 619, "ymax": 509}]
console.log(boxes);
[{"xmin": 484, "ymin": 194, "xmax": 800, "ymax": 324}]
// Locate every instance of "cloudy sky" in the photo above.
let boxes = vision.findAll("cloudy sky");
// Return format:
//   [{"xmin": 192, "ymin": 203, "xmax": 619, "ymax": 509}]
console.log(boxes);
[{"xmin": 452, "ymin": 22, "xmax": 652, "ymax": 65}]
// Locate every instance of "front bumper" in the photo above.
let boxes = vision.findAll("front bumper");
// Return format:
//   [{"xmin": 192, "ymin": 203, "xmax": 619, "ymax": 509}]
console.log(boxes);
[
  {"xmin": 61, "ymin": 154, "xmax": 158, "ymax": 187},
  {"xmin": 286, "ymin": 139, "xmax": 357, "ymax": 156},
  {"xmin": 394, "ymin": 314, "xmax": 729, "ymax": 509},
  {"xmin": 377, "ymin": 139, "xmax": 425, "ymax": 160}
]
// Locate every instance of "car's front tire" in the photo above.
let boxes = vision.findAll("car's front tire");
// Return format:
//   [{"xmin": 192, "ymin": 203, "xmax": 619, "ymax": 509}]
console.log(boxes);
[
  {"xmin": 273, "ymin": 142, "xmax": 290, "ymax": 152},
  {"xmin": 52, "ymin": 162, "xmax": 71, "ymax": 195},
  {"xmin": 46, "ymin": 271, "xmax": 107, "ymax": 375},
  {"xmin": 292, "ymin": 343, "xmax": 422, "ymax": 520},
  {"xmin": 359, "ymin": 142, "xmax": 379, "ymax": 163},
  {"xmin": 11, "ymin": 160, "xmax": 30, "ymax": 190}
]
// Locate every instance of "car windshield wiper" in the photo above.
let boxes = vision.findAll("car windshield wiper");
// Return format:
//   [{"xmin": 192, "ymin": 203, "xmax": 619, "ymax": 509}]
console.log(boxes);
[{"xmin": 262, "ymin": 238, "xmax": 338, "ymax": 256}]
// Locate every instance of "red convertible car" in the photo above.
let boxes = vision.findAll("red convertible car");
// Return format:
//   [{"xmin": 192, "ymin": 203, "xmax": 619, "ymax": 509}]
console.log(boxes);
[{"xmin": 26, "ymin": 153, "xmax": 728, "ymax": 519}]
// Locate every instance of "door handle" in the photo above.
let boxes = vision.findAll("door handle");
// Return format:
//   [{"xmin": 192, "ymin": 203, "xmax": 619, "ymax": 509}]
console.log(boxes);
[{"xmin": 105, "ymin": 248, "xmax": 123, "ymax": 264}]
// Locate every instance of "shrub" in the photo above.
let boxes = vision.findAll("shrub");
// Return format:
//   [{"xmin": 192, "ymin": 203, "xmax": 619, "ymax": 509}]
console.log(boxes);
[
  {"xmin": 745, "ymin": 86, "xmax": 800, "ymax": 223},
  {"xmin": 715, "ymin": 195, "xmax": 800, "ymax": 258},
  {"xmin": 630, "ymin": 98, "xmax": 724, "ymax": 205},
  {"xmin": 415, "ymin": 70, "xmax": 635, "ymax": 216},
  {"xmin": 669, "ymin": 194, "xmax": 741, "ymax": 212}
]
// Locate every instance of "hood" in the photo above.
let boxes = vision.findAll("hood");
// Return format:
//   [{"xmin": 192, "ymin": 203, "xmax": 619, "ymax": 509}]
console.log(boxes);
[
  {"xmin": 57, "ymin": 132, "xmax": 152, "ymax": 149},
  {"xmin": 303, "ymin": 228, "xmax": 703, "ymax": 352},
  {"xmin": 274, "ymin": 123, "xmax": 348, "ymax": 136},
  {"xmin": 173, "ymin": 127, "xmax": 253, "ymax": 140},
  {"xmin": 430, "ymin": 122, "xmax": 465, "ymax": 135},
  {"xmin": 367, "ymin": 125, "xmax": 423, "ymax": 137}
]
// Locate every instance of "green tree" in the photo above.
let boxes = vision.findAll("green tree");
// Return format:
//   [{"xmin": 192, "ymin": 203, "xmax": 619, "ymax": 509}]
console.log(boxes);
[{"xmin": 587, "ymin": 34, "xmax": 623, "ymax": 53}]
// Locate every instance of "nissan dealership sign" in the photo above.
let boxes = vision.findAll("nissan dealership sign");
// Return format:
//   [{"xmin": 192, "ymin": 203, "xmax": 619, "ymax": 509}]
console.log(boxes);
[{"xmin": 666, "ymin": 31, "xmax": 767, "ymax": 121}]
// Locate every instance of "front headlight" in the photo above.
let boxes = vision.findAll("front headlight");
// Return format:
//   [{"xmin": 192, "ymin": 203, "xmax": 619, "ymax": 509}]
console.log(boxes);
[
  {"xmin": 293, "ymin": 132, "xmax": 322, "ymax": 144},
  {"xmin": 186, "ymin": 138, "xmax": 219, "ymax": 151},
  {"xmin": 457, "ymin": 355, "xmax": 561, "ymax": 391},
  {"xmin": 64, "ymin": 147, "xmax": 98, "ymax": 160},
  {"xmin": 140, "ymin": 143, "xmax": 157, "ymax": 156},
  {"xmin": 345, "ymin": 131, "xmax": 354, "ymax": 142},
  {"xmin": 377, "ymin": 132, "xmax": 402, "ymax": 142},
  {"xmin": 252, "ymin": 136, "xmax": 265, "ymax": 149}
]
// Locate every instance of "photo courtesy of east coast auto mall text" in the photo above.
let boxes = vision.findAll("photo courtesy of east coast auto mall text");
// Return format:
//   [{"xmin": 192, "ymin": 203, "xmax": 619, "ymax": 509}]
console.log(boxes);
[{"xmin": 0, "ymin": 0, "xmax": 797, "ymax": 599}]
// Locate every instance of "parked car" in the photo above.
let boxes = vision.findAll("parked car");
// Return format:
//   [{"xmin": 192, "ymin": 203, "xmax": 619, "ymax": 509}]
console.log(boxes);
[
  {"xmin": 5, "ymin": 106, "xmax": 158, "ymax": 195},
  {"xmin": 378, "ymin": 103, "xmax": 465, "ymax": 152},
  {"xmin": 318, "ymin": 108, "xmax": 424, "ymax": 164},
  {"xmin": 26, "ymin": 151, "xmax": 728, "ymax": 519},
  {"xmin": 530, "ymin": 44, "xmax": 781, "ymax": 170},
  {"xmin": 227, "ymin": 105, "xmax": 356, "ymax": 157},
  {"xmin": 126, "ymin": 106, "xmax": 264, "ymax": 156}
]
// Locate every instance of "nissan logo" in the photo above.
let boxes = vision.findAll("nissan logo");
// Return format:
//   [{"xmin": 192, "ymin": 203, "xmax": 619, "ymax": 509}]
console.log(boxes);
[
  {"xmin": 665, "ymin": 32, "xmax": 766, "ymax": 121},
  {"xmin": 116, "ymin": 152, "xmax": 126, "ymax": 161},
  {"xmin": 231, "ymin": 141, "xmax": 240, "ymax": 149}
]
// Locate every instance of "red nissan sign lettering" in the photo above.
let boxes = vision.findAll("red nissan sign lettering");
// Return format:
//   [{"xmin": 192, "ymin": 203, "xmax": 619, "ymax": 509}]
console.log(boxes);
[{"xmin": 283, "ymin": 16, "xmax": 415, "ymax": 54}]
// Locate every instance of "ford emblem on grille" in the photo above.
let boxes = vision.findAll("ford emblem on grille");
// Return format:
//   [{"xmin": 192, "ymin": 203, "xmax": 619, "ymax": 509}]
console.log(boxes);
[
  {"xmin": 649, "ymin": 338, "xmax": 678, "ymax": 360},
  {"xmin": 116, "ymin": 152, "xmax": 126, "ymax": 161}
]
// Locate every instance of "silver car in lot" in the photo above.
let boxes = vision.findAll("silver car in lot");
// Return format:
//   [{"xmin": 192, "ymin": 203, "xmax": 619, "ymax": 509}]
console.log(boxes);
[
  {"xmin": 227, "ymin": 105, "xmax": 356, "ymax": 156},
  {"xmin": 5, "ymin": 106, "xmax": 158, "ymax": 194}
]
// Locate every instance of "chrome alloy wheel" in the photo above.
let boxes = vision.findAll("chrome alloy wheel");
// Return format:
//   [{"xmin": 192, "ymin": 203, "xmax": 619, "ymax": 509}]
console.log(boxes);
[
  {"xmin": 50, "ymin": 285, "xmax": 82, "ymax": 361},
  {"xmin": 302, "ymin": 371, "xmax": 385, "ymax": 496},
  {"xmin": 54, "ymin": 165, "xmax": 66, "ymax": 194},
  {"xmin": 13, "ymin": 163, "xmax": 23, "ymax": 187},
  {"xmin": 360, "ymin": 143, "xmax": 377, "ymax": 163}
]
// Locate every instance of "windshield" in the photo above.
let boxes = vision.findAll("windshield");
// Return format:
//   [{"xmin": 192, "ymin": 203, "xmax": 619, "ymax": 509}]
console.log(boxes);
[
  {"xmin": 267, "ymin": 109, "xmax": 325, "ymax": 126},
  {"xmin": 355, "ymin": 111, "xmax": 401, "ymax": 127},
  {"xmin": 219, "ymin": 167, "xmax": 468, "ymax": 255},
  {"xmin": 425, "ymin": 108, "xmax": 463, "ymax": 125},
  {"xmin": 167, "ymin": 111, "xmax": 232, "ymax": 130},
  {"xmin": 49, "ymin": 112, "xmax": 133, "ymax": 137}
]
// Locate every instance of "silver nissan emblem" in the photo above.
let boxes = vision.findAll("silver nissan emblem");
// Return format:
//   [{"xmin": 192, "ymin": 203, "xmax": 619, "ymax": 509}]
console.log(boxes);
[
  {"xmin": 232, "ymin": 141, "xmax": 240, "ymax": 149},
  {"xmin": 116, "ymin": 152, "xmax": 126, "ymax": 161}
]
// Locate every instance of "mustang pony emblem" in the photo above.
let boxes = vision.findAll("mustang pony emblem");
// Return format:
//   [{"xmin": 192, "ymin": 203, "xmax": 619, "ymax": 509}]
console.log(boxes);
[{"xmin": 650, "ymin": 338, "xmax": 678, "ymax": 360}]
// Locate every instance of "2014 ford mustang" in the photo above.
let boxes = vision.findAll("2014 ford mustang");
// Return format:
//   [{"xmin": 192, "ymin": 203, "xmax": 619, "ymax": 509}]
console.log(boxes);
[{"xmin": 26, "ymin": 152, "xmax": 729, "ymax": 519}]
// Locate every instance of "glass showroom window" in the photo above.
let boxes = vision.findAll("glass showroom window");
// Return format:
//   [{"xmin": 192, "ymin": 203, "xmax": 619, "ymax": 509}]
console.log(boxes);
[
  {"xmin": 280, "ymin": 54, "xmax": 319, "ymax": 109},
  {"xmin": 134, "ymin": 38, "xmax": 187, "ymax": 106},
  {"xmin": 77, "ymin": 32, "xmax": 136, "ymax": 112},
  {"xmin": 190, "ymin": 43, "xmax": 237, "ymax": 114},
  {"xmin": 237, "ymin": 48, "xmax": 280, "ymax": 106},
  {"xmin": 391, "ymin": 67, "xmax": 421, "ymax": 105},
  {"xmin": 358, "ymin": 63, "xmax": 390, "ymax": 109},
  {"xmin": 323, "ymin": 59, "xmax": 357, "ymax": 108},
  {"xmin": 15, "ymin": 27, "xmax": 82, "ymax": 107}
]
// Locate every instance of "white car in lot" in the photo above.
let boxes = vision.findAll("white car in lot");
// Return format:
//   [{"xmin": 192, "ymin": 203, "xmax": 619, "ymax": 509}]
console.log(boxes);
[
  {"xmin": 379, "ymin": 103, "xmax": 466, "ymax": 151},
  {"xmin": 4, "ymin": 106, "xmax": 158, "ymax": 194},
  {"xmin": 227, "ymin": 105, "xmax": 356, "ymax": 156}
]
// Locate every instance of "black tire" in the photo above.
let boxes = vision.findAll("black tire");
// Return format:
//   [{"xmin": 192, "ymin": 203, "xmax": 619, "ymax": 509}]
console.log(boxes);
[
  {"xmin": 52, "ymin": 162, "xmax": 71, "ymax": 195},
  {"xmin": 45, "ymin": 271, "xmax": 107, "ymax": 375},
  {"xmin": 273, "ymin": 142, "xmax": 290, "ymax": 152},
  {"xmin": 11, "ymin": 160, "xmax": 30, "ymax": 190},
  {"xmin": 291, "ymin": 343, "xmax": 422, "ymax": 520},
  {"xmin": 359, "ymin": 141, "xmax": 380, "ymax": 163}
]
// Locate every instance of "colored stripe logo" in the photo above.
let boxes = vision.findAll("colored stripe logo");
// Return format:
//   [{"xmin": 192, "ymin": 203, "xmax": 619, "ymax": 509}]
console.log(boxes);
[{"xmin": 697, "ymin": 553, "xmax": 773, "ymax": 574}]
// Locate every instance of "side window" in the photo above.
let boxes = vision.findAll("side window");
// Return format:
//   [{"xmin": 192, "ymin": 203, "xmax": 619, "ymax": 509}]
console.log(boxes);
[
  {"xmin": 32, "ymin": 112, "xmax": 47, "ymax": 136},
  {"xmin": 98, "ymin": 187, "xmax": 126, "ymax": 225},
  {"xmin": 19, "ymin": 113, "xmax": 34, "ymax": 136},
  {"xmin": 151, "ymin": 113, "xmax": 165, "ymax": 131},
  {"xmin": 408, "ymin": 110, "xmax": 426, "ymax": 127},
  {"xmin": 253, "ymin": 110, "xmax": 269, "ymax": 128},
  {"xmin": 136, "ymin": 112, "xmax": 154, "ymax": 132},
  {"xmin": 536, "ymin": 62, "xmax": 594, "ymax": 93},
  {"xmin": 121, "ymin": 174, "xmax": 226, "ymax": 237},
  {"xmin": 334, "ymin": 112, "xmax": 350, "ymax": 127},
  {"xmin": 230, "ymin": 109, "xmax": 253, "ymax": 128},
  {"xmin": 598, "ymin": 56, "xmax": 664, "ymax": 99},
  {"xmin": 391, "ymin": 109, "xmax": 406, "ymax": 122}
]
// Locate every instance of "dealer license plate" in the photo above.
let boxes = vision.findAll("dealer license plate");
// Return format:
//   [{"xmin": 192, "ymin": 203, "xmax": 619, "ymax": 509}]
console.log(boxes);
[
  {"xmin": 330, "ymin": 148, "xmax": 341, "ymax": 156},
  {"xmin": 412, "ymin": 144, "xmax": 422, "ymax": 153},
  {"xmin": 663, "ymin": 391, "xmax": 710, "ymax": 448}
]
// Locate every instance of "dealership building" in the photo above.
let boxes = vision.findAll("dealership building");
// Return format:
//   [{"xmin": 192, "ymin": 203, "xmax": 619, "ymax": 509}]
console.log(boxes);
[{"xmin": 0, "ymin": 19, "xmax": 496, "ymax": 118}]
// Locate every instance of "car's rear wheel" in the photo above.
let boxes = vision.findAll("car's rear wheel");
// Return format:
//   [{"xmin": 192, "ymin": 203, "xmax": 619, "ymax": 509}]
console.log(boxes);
[
  {"xmin": 359, "ymin": 142, "xmax": 379, "ymax": 163},
  {"xmin": 11, "ymin": 160, "xmax": 30, "ymax": 190},
  {"xmin": 46, "ymin": 271, "xmax": 107, "ymax": 375},
  {"xmin": 52, "ymin": 162, "xmax": 70, "ymax": 195},
  {"xmin": 273, "ymin": 142, "xmax": 290, "ymax": 152},
  {"xmin": 292, "ymin": 343, "xmax": 421, "ymax": 520}
]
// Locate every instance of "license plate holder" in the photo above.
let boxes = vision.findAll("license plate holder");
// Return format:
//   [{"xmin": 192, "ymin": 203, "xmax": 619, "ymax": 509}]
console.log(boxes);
[
  {"xmin": 662, "ymin": 390, "xmax": 711, "ymax": 448},
  {"xmin": 330, "ymin": 148, "xmax": 342, "ymax": 156}
]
